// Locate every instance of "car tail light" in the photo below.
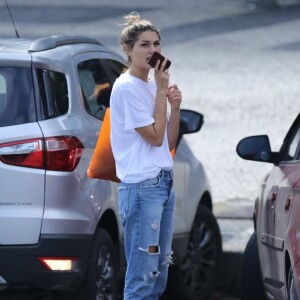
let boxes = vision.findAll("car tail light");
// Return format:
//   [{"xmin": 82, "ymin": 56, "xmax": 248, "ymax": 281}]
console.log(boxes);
[
  {"xmin": 45, "ymin": 136, "xmax": 84, "ymax": 171},
  {"xmin": 38, "ymin": 257, "xmax": 78, "ymax": 271},
  {"xmin": 0, "ymin": 136, "xmax": 84, "ymax": 172},
  {"xmin": 0, "ymin": 139, "xmax": 44, "ymax": 169}
]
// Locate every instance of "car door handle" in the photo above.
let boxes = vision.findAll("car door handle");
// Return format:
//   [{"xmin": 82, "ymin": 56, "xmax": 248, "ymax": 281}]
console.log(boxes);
[{"xmin": 285, "ymin": 195, "xmax": 292, "ymax": 213}]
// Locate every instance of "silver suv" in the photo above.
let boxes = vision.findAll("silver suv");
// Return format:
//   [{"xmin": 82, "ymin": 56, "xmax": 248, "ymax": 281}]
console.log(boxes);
[{"xmin": 0, "ymin": 35, "xmax": 221, "ymax": 300}]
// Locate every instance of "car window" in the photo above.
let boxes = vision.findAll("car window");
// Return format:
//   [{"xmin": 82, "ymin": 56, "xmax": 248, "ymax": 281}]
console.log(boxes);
[
  {"xmin": 285, "ymin": 126, "xmax": 300, "ymax": 161},
  {"xmin": 35, "ymin": 69, "xmax": 69, "ymax": 120},
  {"xmin": 0, "ymin": 74, "xmax": 5, "ymax": 113},
  {"xmin": 290, "ymin": 127, "xmax": 300, "ymax": 160},
  {"xmin": 78, "ymin": 59, "xmax": 111, "ymax": 121},
  {"xmin": 106, "ymin": 59, "xmax": 127, "ymax": 79},
  {"xmin": 0, "ymin": 67, "xmax": 36, "ymax": 128}
]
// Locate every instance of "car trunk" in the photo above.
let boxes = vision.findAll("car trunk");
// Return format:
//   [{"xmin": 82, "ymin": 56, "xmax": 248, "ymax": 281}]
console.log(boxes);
[
  {"xmin": 0, "ymin": 65, "xmax": 45, "ymax": 245},
  {"xmin": 0, "ymin": 125, "xmax": 45, "ymax": 245}
]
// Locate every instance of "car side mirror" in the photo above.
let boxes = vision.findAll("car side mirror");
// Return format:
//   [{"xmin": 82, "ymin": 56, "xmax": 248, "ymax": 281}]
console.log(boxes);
[
  {"xmin": 236, "ymin": 135, "xmax": 278, "ymax": 163},
  {"xmin": 180, "ymin": 109, "xmax": 203, "ymax": 134},
  {"xmin": 177, "ymin": 109, "xmax": 203, "ymax": 146}
]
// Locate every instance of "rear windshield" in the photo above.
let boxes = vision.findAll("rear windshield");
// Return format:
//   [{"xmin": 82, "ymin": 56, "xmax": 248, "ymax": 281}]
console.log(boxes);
[{"xmin": 0, "ymin": 67, "xmax": 35, "ymax": 127}]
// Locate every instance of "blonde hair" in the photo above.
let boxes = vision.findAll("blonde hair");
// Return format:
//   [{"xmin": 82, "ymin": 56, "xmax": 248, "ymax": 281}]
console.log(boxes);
[{"xmin": 120, "ymin": 12, "xmax": 160, "ymax": 62}]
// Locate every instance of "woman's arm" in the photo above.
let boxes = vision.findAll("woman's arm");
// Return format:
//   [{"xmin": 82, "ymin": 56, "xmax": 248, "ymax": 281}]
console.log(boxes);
[
  {"xmin": 136, "ymin": 59, "xmax": 170, "ymax": 147},
  {"xmin": 167, "ymin": 84, "xmax": 182, "ymax": 150}
]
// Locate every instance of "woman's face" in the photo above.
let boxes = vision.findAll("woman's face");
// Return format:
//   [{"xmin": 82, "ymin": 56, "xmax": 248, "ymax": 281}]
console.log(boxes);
[{"xmin": 128, "ymin": 30, "xmax": 161, "ymax": 70}]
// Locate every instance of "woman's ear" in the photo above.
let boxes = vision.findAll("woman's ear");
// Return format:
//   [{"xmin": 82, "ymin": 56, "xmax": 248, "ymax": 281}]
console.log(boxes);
[
  {"xmin": 123, "ymin": 45, "xmax": 132, "ymax": 63},
  {"xmin": 123, "ymin": 45, "xmax": 132, "ymax": 57}
]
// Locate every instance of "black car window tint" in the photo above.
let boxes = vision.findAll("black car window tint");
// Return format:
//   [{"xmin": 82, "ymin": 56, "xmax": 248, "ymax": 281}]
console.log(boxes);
[
  {"xmin": 289, "ymin": 127, "xmax": 300, "ymax": 160},
  {"xmin": 77, "ymin": 59, "xmax": 111, "ymax": 121},
  {"xmin": 0, "ymin": 67, "xmax": 35, "ymax": 127},
  {"xmin": 49, "ymin": 71, "xmax": 69, "ymax": 116},
  {"xmin": 106, "ymin": 59, "xmax": 127, "ymax": 79},
  {"xmin": 36, "ymin": 69, "xmax": 68, "ymax": 120},
  {"xmin": 0, "ymin": 74, "xmax": 6, "ymax": 114},
  {"xmin": 284, "ymin": 126, "xmax": 300, "ymax": 161}
]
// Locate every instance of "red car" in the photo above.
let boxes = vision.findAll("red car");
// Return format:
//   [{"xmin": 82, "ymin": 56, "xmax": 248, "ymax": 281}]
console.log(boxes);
[{"xmin": 236, "ymin": 112, "xmax": 300, "ymax": 300}]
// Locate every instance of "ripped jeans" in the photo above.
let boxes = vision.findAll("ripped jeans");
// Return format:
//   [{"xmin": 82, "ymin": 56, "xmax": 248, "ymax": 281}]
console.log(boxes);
[{"xmin": 118, "ymin": 169, "xmax": 175, "ymax": 300}]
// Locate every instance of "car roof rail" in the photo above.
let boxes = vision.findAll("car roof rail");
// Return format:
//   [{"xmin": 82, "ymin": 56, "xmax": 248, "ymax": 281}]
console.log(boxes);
[{"xmin": 29, "ymin": 35, "xmax": 101, "ymax": 52}]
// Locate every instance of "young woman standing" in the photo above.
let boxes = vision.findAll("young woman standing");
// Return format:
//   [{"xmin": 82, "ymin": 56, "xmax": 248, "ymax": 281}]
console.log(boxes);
[{"xmin": 110, "ymin": 12, "xmax": 182, "ymax": 299}]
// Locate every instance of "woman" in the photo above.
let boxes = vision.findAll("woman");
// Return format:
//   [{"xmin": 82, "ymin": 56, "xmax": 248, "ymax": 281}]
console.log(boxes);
[{"xmin": 110, "ymin": 12, "xmax": 182, "ymax": 299}]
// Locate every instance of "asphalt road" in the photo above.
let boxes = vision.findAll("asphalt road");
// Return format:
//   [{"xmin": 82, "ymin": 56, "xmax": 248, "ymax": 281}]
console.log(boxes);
[{"xmin": 1, "ymin": 0, "xmax": 300, "ymax": 299}]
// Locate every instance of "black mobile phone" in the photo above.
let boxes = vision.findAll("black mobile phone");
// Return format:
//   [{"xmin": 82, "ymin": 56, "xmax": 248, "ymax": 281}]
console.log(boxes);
[{"xmin": 148, "ymin": 52, "xmax": 171, "ymax": 71}]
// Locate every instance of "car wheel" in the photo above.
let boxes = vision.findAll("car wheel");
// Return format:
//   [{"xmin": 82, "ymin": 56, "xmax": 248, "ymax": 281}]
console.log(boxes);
[
  {"xmin": 166, "ymin": 205, "xmax": 222, "ymax": 300},
  {"xmin": 59, "ymin": 227, "xmax": 118, "ymax": 300},
  {"xmin": 49, "ymin": 228, "xmax": 118, "ymax": 300},
  {"xmin": 288, "ymin": 267, "xmax": 299, "ymax": 300},
  {"xmin": 241, "ymin": 231, "xmax": 266, "ymax": 300}
]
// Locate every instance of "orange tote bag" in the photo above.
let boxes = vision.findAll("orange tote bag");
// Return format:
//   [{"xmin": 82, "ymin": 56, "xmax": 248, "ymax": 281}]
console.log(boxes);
[{"xmin": 87, "ymin": 108, "xmax": 120, "ymax": 183}]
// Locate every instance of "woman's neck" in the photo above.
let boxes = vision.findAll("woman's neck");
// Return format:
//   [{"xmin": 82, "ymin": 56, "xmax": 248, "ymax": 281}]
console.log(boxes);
[{"xmin": 128, "ymin": 67, "xmax": 149, "ymax": 82}]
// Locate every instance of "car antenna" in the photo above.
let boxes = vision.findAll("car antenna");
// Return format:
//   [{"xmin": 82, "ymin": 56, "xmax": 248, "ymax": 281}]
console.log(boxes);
[{"xmin": 4, "ymin": 0, "xmax": 20, "ymax": 38}]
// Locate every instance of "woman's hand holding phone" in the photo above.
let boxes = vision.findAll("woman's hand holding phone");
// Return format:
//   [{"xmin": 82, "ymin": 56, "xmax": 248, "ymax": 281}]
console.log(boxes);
[
  {"xmin": 148, "ymin": 52, "xmax": 171, "ymax": 71},
  {"xmin": 154, "ymin": 57, "xmax": 169, "ymax": 95}
]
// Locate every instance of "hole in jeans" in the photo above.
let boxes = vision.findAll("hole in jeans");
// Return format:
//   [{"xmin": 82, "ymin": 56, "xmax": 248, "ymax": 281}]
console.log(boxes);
[
  {"xmin": 138, "ymin": 245, "xmax": 160, "ymax": 255},
  {"xmin": 150, "ymin": 270, "xmax": 160, "ymax": 279},
  {"xmin": 148, "ymin": 245, "xmax": 159, "ymax": 253}
]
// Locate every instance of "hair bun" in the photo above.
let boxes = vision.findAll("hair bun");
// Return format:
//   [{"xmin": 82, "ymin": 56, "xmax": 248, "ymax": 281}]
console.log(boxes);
[{"xmin": 123, "ymin": 12, "xmax": 140, "ymax": 26}]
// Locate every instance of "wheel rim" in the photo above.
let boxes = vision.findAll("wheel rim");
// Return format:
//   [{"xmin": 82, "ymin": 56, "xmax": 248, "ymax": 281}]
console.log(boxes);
[
  {"xmin": 180, "ymin": 220, "xmax": 217, "ymax": 295},
  {"xmin": 96, "ymin": 244, "xmax": 115, "ymax": 300}
]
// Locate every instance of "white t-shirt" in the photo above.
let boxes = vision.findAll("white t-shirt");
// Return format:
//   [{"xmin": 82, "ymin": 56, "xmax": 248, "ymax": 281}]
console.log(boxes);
[{"xmin": 110, "ymin": 72, "xmax": 173, "ymax": 183}]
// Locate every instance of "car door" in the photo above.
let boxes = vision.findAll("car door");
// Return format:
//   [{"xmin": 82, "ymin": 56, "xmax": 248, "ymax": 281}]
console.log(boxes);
[
  {"xmin": 260, "ymin": 115, "xmax": 300, "ymax": 296},
  {"xmin": 288, "ymin": 142, "xmax": 300, "ymax": 296},
  {"xmin": 72, "ymin": 52, "xmax": 122, "ymax": 218},
  {"xmin": 274, "ymin": 123, "xmax": 300, "ymax": 244}
]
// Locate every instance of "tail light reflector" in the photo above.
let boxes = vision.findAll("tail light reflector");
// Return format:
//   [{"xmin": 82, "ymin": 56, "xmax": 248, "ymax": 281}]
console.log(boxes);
[{"xmin": 38, "ymin": 257, "xmax": 78, "ymax": 271}]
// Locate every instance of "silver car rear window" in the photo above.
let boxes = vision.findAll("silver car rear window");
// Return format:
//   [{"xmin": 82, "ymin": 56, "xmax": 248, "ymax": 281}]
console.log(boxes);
[{"xmin": 0, "ymin": 67, "xmax": 35, "ymax": 127}]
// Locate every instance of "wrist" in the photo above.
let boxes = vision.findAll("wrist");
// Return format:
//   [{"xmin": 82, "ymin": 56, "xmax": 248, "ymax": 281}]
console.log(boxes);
[
  {"xmin": 170, "ymin": 106, "xmax": 181, "ymax": 113},
  {"xmin": 156, "ymin": 90, "xmax": 167, "ymax": 99}
]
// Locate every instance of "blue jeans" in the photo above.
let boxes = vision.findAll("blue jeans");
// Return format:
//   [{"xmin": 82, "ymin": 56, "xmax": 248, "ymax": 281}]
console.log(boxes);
[{"xmin": 118, "ymin": 169, "xmax": 175, "ymax": 300}]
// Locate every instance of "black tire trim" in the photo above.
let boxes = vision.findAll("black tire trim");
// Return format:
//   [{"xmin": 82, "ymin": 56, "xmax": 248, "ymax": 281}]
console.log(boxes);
[
  {"xmin": 75, "ymin": 227, "xmax": 118, "ymax": 300},
  {"xmin": 166, "ymin": 205, "xmax": 222, "ymax": 300},
  {"xmin": 240, "ymin": 231, "xmax": 266, "ymax": 300}
]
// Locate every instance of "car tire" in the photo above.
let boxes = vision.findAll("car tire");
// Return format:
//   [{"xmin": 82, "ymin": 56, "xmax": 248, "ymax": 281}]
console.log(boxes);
[
  {"xmin": 241, "ymin": 231, "xmax": 266, "ymax": 300},
  {"xmin": 55, "ymin": 227, "xmax": 118, "ymax": 300},
  {"xmin": 50, "ymin": 228, "xmax": 118, "ymax": 300},
  {"xmin": 79, "ymin": 227, "xmax": 118, "ymax": 300},
  {"xmin": 165, "ymin": 205, "xmax": 222, "ymax": 300},
  {"xmin": 288, "ymin": 267, "xmax": 299, "ymax": 300}
]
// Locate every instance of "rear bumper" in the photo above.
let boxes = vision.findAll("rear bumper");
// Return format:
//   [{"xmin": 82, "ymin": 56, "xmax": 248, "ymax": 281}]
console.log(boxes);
[{"xmin": 0, "ymin": 234, "xmax": 93, "ymax": 291}]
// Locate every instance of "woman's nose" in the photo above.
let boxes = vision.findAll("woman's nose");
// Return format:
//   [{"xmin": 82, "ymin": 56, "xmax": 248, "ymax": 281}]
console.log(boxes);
[{"xmin": 150, "ymin": 44, "xmax": 157, "ymax": 53}]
